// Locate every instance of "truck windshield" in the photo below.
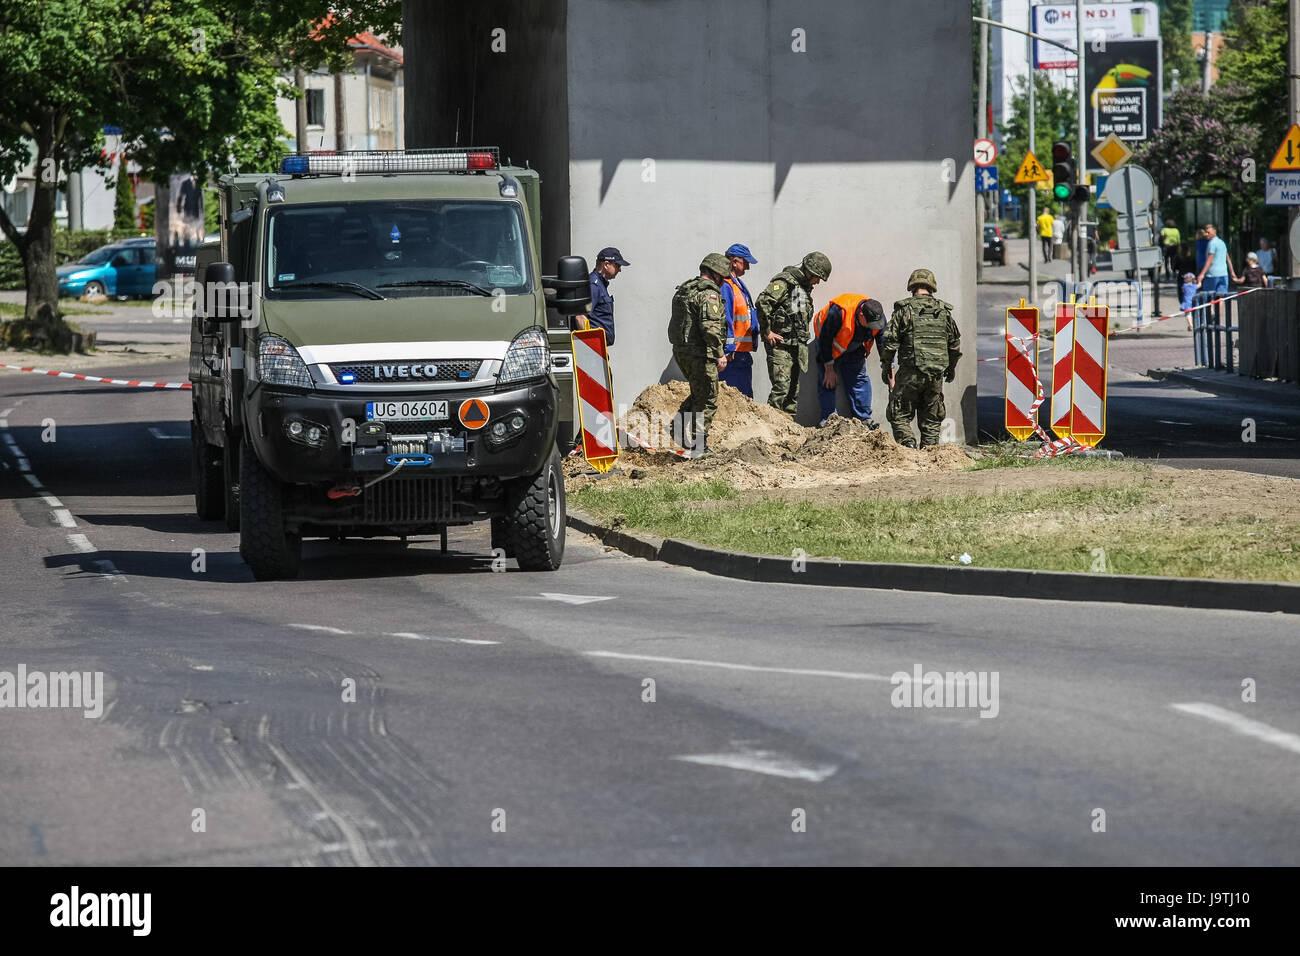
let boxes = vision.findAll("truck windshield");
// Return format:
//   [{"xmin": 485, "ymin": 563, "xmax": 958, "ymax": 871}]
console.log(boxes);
[{"xmin": 264, "ymin": 200, "xmax": 533, "ymax": 299}]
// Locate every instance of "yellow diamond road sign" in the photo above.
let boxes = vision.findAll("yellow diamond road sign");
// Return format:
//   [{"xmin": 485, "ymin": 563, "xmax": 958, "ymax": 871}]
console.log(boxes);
[
  {"xmin": 1090, "ymin": 133, "xmax": 1133, "ymax": 174},
  {"xmin": 1013, "ymin": 150, "xmax": 1048, "ymax": 184}
]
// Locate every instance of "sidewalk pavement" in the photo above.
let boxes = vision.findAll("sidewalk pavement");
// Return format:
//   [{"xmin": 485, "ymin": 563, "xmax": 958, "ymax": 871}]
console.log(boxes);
[{"xmin": 1144, "ymin": 366, "xmax": 1300, "ymax": 401}]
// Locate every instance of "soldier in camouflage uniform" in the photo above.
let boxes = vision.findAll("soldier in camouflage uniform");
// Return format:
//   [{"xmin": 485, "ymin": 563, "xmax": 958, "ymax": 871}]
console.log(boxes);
[
  {"xmin": 756, "ymin": 251, "xmax": 832, "ymax": 416},
  {"xmin": 668, "ymin": 253, "xmax": 730, "ymax": 452},
  {"xmin": 879, "ymin": 268, "xmax": 962, "ymax": 448}
]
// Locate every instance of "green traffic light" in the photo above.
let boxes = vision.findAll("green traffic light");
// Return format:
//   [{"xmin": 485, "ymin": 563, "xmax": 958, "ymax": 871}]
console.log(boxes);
[{"xmin": 1053, "ymin": 183, "xmax": 1071, "ymax": 201}]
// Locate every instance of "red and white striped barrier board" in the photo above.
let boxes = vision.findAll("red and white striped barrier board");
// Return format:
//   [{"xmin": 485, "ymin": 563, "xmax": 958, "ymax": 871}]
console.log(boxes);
[
  {"xmin": 0, "ymin": 363, "xmax": 192, "ymax": 389},
  {"xmin": 1069, "ymin": 303, "xmax": 1109, "ymax": 447},
  {"xmin": 571, "ymin": 328, "xmax": 619, "ymax": 473},
  {"xmin": 1004, "ymin": 300, "xmax": 1039, "ymax": 441},
  {"xmin": 1050, "ymin": 301, "xmax": 1075, "ymax": 440}
]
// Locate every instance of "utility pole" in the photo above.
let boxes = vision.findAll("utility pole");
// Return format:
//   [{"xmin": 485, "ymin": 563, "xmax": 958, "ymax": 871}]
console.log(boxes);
[
  {"xmin": 978, "ymin": 0, "xmax": 990, "ymax": 281},
  {"xmin": 1075, "ymin": 0, "xmax": 1087, "ymax": 286},
  {"xmin": 1291, "ymin": 0, "xmax": 1300, "ymax": 279},
  {"xmin": 294, "ymin": 68, "xmax": 308, "ymax": 152},
  {"xmin": 1027, "ymin": 20, "xmax": 1037, "ymax": 302}
]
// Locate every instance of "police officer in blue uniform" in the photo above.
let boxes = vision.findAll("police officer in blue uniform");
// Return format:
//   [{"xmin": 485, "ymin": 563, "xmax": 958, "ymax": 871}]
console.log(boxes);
[{"xmin": 574, "ymin": 247, "xmax": 629, "ymax": 345}]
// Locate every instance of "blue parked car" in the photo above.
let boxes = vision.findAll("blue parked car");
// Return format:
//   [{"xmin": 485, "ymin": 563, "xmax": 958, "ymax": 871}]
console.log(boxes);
[{"xmin": 56, "ymin": 238, "xmax": 156, "ymax": 298}]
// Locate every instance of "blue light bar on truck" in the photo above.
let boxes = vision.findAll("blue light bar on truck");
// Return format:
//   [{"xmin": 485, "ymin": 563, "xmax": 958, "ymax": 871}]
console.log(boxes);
[{"xmin": 279, "ymin": 148, "xmax": 500, "ymax": 176}]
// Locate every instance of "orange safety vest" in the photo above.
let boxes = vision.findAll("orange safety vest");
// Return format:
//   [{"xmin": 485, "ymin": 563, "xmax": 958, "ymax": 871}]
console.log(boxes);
[
  {"xmin": 813, "ymin": 293, "xmax": 870, "ymax": 359},
  {"xmin": 723, "ymin": 276, "xmax": 758, "ymax": 353}
]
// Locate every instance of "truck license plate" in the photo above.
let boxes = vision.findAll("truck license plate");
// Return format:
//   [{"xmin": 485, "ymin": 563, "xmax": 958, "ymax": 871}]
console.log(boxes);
[{"xmin": 366, "ymin": 400, "xmax": 448, "ymax": 422}]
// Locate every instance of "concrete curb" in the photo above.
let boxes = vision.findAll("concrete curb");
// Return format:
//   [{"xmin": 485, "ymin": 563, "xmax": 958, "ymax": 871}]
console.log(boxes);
[
  {"xmin": 567, "ymin": 509, "xmax": 1300, "ymax": 616},
  {"xmin": 1145, "ymin": 367, "xmax": 1299, "ymax": 402}
]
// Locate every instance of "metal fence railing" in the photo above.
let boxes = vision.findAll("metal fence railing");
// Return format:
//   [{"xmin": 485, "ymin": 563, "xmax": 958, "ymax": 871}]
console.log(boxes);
[{"xmin": 1190, "ymin": 292, "xmax": 1238, "ymax": 373}]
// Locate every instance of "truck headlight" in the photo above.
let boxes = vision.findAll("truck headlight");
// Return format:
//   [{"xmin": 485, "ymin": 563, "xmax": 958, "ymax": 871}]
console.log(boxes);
[
  {"xmin": 256, "ymin": 333, "xmax": 313, "ymax": 388},
  {"xmin": 497, "ymin": 327, "xmax": 550, "ymax": 386}
]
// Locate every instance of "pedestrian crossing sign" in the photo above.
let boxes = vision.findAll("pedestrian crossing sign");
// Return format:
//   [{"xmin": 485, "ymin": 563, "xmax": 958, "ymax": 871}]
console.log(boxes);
[{"xmin": 1013, "ymin": 150, "xmax": 1049, "ymax": 185}]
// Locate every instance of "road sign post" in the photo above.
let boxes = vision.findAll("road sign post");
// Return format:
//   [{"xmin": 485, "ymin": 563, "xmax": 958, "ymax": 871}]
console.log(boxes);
[{"xmin": 1101, "ymin": 165, "xmax": 1161, "ymax": 273}]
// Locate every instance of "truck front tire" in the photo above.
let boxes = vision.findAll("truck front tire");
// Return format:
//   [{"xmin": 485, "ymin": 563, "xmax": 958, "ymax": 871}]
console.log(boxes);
[
  {"xmin": 239, "ymin": 441, "xmax": 302, "ymax": 580},
  {"xmin": 503, "ymin": 448, "xmax": 565, "ymax": 571}
]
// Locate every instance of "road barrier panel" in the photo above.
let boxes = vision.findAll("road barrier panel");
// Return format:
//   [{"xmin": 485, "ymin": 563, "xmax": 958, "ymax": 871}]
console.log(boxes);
[
  {"xmin": 571, "ymin": 328, "xmax": 619, "ymax": 473},
  {"xmin": 1004, "ymin": 299, "xmax": 1041, "ymax": 441}
]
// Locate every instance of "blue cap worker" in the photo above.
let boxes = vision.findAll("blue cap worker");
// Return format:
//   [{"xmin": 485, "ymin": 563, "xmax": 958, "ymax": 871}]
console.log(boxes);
[
  {"xmin": 717, "ymin": 243, "xmax": 760, "ymax": 397},
  {"xmin": 573, "ymin": 247, "xmax": 629, "ymax": 346}
]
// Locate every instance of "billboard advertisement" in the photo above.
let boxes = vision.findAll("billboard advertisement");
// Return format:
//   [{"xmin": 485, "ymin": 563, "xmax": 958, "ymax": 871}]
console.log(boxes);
[
  {"xmin": 1033, "ymin": 2, "xmax": 1160, "ymax": 70},
  {"xmin": 1084, "ymin": 39, "xmax": 1163, "ymax": 171}
]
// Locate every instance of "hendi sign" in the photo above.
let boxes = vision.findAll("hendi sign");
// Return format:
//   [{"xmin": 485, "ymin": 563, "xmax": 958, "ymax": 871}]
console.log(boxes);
[{"xmin": 1033, "ymin": 2, "xmax": 1160, "ymax": 70}]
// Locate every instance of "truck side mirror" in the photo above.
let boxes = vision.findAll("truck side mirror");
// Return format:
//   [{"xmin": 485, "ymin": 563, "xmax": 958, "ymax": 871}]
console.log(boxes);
[
  {"xmin": 542, "ymin": 256, "xmax": 591, "ymax": 316},
  {"xmin": 204, "ymin": 261, "xmax": 241, "ymax": 323}
]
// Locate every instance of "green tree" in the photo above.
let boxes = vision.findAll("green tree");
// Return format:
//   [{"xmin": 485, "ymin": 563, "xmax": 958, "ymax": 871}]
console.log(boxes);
[
  {"xmin": 1132, "ymin": 86, "xmax": 1260, "ymax": 198},
  {"xmin": 113, "ymin": 156, "xmax": 135, "ymax": 230},
  {"xmin": 0, "ymin": 0, "xmax": 400, "ymax": 352},
  {"xmin": 1158, "ymin": 0, "xmax": 1198, "ymax": 91},
  {"xmin": 1216, "ymin": 0, "xmax": 1288, "ymax": 165}
]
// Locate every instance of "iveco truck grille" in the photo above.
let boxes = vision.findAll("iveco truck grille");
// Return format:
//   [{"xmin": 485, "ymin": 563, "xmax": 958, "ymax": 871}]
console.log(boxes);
[
  {"xmin": 329, "ymin": 360, "xmax": 481, "ymax": 384},
  {"xmin": 361, "ymin": 477, "xmax": 455, "ymax": 524}
]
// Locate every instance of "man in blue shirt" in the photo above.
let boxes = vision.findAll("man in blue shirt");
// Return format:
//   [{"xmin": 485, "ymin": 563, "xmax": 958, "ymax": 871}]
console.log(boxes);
[
  {"xmin": 575, "ymin": 247, "xmax": 629, "ymax": 346},
  {"xmin": 717, "ymin": 243, "xmax": 760, "ymax": 397},
  {"xmin": 1195, "ymin": 223, "xmax": 1239, "ymax": 297}
]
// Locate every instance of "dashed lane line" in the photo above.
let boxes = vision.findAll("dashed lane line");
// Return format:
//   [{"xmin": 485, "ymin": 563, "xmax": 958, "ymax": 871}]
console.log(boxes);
[
  {"xmin": 584, "ymin": 650, "xmax": 895, "ymax": 682},
  {"xmin": 1170, "ymin": 703, "xmax": 1300, "ymax": 756}
]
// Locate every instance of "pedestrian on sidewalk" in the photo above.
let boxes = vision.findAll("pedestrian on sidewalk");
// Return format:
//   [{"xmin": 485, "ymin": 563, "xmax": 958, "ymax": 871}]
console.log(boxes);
[
  {"xmin": 1181, "ymin": 272, "xmax": 1197, "ymax": 330},
  {"xmin": 1240, "ymin": 252, "xmax": 1269, "ymax": 289},
  {"xmin": 1037, "ymin": 206, "xmax": 1055, "ymax": 263},
  {"xmin": 1195, "ymin": 224, "xmax": 1240, "ymax": 297},
  {"xmin": 1256, "ymin": 239, "xmax": 1275, "ymax": 276},
  {"xmin": 813, "ymin": 294, "xmax": 886, "ymax": 427},
  {"xmin": 1159, "ymin": 219, "xmax": 1181, "ymax": 280}
]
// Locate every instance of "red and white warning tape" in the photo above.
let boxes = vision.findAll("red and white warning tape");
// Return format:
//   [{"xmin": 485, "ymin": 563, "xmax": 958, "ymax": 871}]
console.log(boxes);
[
  {"xmin": 1004, "ymin": 332, "xmax": 1086, "ymax": 458},
  {"xmin": 978, "ymin": 286, "xmax": 1265, "ymax": 365},
  {"xmin": 0, "ymin": 363, "xmax": 191, "ymax": 390}
]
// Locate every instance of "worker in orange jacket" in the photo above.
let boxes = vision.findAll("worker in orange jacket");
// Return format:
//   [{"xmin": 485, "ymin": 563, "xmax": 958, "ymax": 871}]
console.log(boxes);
[{"xmin": 813, "ymin": 294, "xmax": 886, "ymax": 427}]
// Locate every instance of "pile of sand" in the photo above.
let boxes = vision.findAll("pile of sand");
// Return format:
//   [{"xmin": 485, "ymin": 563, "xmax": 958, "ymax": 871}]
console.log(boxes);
[{"xmin": 565, "ymin": 382, "xmax": 970, "ymax": 491}]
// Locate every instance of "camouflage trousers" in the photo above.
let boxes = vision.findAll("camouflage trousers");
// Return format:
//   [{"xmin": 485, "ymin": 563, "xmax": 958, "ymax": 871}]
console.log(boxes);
[
  {"xmin": 673, "ymin": 347, "xmax": 718, "ymax": 449},
  {"xmin": 887, "ymin": 366, "xmax": 946, "ymax": 448},
  {"xmin": 766, "ymin": 340, "xmax": 808, "ymax": 416}
]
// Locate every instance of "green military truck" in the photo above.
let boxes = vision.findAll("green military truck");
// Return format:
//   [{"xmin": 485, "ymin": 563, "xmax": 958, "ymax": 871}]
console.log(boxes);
[{"xmin": 190, "ymin": 148, "xmax": 588, "ymax": 579}]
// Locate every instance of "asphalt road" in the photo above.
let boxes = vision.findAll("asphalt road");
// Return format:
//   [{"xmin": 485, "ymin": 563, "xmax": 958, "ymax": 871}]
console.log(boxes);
[{"xmin": 2, "ymin": 359, "xmax": 1298, "ymax": 865}]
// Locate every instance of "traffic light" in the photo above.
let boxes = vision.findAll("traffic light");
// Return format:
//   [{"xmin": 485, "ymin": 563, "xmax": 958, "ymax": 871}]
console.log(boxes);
[{"xmin": 1051, "ymin": 141, "xmax": 1075, "ymax": 203}]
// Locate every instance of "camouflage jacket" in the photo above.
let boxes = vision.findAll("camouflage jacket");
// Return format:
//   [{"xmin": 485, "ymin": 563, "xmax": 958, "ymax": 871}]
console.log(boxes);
[
  {"xmin": 880, "ymin": 294, "xmax": 961, "ymax": 377},
  {"xmin": 667, "ymin": 275, "xmax": 726, "ymax": 358},
  {"xmin": 756, "ymin": 266, "xmax": 814, "ymax": 340}
]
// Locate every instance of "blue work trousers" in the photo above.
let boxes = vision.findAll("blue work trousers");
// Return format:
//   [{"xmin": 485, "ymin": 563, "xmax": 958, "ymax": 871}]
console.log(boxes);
[
  {"xmin": 817, "ymin": 350, "xmax": 872, "ymax": 423},
  {"xmin": 718, "ymin": 351, "xmax": 754, "ymax": 397}
]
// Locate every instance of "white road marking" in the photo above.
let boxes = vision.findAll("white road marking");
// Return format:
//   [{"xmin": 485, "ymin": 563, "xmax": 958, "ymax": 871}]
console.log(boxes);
[
  {"xmin": 190, "ymin": 665, "xmax": 214, "ymax": 671},
  {"xmin": 148, "ymin": 427, "xmax": 187, "ymax": 440},
  {"xmin": 1171, "ymin": 702, "xmax": 1300, "ymax": 756},
  {"xmin": 22, "ymin": 474, "xmax": 42, "ymax": 488},
  {"xmin": 675, "ymin": 749, "xmax": 839, "ymax": 782},
  {"xmin": 287, "ymin": 624, "xmax": 355, "ymax": 635},
  {"xmin": 585, "ymin": 650, "xmax": 895, "ymax": 682},
  {"xmin": 66, "ymin": 533, "xmax": 96, "ymax": 553},
  {"xmin": 536, "ymin": 592, "xmax": 616, "ymax": 605},
  {"xmin": 40, "ymin": 494, "xmax": 62, "ymax": 507},
  {"xmin": 51, "ymin": 508, "xmax": 76, "ymax": 528},
  {"xmin": 385, "ymin": 631, "xmax": 500, "ymax": 646},
  {"xmin": 15, "ymin": 457, "xmax": 30, "ymax": 472}
]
